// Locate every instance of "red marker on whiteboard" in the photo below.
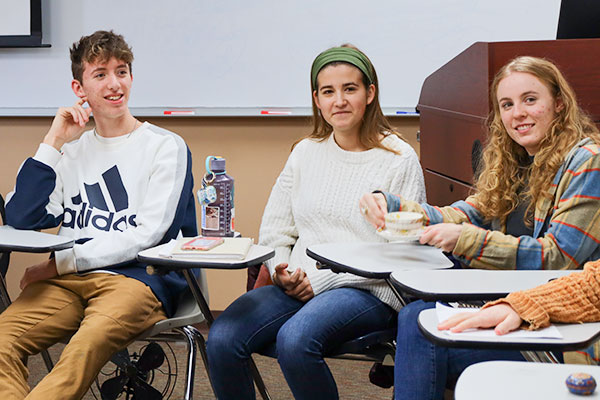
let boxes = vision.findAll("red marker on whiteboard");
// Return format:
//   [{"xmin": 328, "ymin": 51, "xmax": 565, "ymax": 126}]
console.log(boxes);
[
  {"xmin": 164, "ymin": 110, "xmax": 195, "ymax": 115},
  {"xmin": 260, "ymin": 110, "xmax": 292, "ymax": 115}
]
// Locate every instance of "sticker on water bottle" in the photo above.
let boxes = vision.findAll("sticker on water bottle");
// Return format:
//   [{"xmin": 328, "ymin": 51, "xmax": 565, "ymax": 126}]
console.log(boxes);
[
  {"xmin": 198, "ymin": 186, "xmax": 218, "ymax": 205},
  {"xmin": 202, "ymin": 206, "xmax": 220, "ymax": 230}
]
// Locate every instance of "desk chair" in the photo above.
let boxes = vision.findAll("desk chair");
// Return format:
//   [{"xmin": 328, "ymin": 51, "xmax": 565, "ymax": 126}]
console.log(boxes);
[
  {"xmin": 417, "ymin": 307, "xmax": 600, "ymax": 371},
  {"xmin": 0, "ymin": 194, "xmax": 55, "ymax": 372},
  {"xmin": 1, "ymin": 193, "xmax": 210, "ymax": 399},
  {"xmin": 98, "ymin": 284, "xmax": 209, "ymax": 400}
]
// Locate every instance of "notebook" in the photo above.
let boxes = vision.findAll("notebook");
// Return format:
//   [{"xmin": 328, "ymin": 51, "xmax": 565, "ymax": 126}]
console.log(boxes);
[{"xmin": 166, "ymin": 237, "xmax": 253, "ymax": 260}]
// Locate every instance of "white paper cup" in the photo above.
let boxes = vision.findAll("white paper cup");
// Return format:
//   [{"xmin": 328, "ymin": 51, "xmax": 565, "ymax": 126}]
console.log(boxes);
[{"xmin": 384, "ymin": 211, "xmax": 423, "ymax": 235}]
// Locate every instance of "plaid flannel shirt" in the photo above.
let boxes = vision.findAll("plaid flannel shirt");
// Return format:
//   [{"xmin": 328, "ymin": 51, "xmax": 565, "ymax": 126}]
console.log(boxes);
[{"xmin": 383, "ymin": 138, "xmax": 600, "ymax": 271}]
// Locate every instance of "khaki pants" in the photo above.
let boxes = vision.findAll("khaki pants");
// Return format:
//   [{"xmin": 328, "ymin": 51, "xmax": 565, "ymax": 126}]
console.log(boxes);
[{"xmin": 0, "ymin": 273, "xmax": 166, "ymax": 399}]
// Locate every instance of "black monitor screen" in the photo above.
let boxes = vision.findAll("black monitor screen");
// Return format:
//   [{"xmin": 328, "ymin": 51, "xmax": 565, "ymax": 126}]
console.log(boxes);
[{"xmin": 557, "ymin": 0, "xmax": 600, "ymax": 39}]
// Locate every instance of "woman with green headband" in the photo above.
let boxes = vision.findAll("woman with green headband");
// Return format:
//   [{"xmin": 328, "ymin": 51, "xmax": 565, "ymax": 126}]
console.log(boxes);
[{"xmin": 207, "ymin": 44, "xmax": 425, "ymax": 399}]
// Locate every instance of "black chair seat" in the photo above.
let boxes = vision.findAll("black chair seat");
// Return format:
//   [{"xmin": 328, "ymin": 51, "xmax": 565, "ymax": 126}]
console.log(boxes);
[{"xmin": 258, "ymin": 328, "xmax": 396, "ymax": 359}]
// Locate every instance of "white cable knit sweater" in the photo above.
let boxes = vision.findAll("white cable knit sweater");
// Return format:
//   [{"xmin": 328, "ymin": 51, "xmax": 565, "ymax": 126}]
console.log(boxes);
[{"xmin": 258, "ymin": 133, "xmax": 426, "ymax": 311}]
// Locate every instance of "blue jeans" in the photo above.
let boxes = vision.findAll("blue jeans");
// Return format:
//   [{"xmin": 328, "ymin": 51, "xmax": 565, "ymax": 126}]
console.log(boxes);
[
  {"xmin": 394, "ymin": 300, "xmax": 527, "ymax": 400},
  {"xmin": 207, "ymin": 285, "xmax": 396, "ymax": 400}
]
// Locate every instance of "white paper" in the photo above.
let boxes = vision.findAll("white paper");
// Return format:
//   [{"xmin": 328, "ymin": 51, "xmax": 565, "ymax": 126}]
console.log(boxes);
[
  {"xmin": 158, "ymin": 239, "xmax": 178, "ymax": 258},
  {"xmin": 435, "ymin": 302, "xmax": 563, "ymax": 339}
]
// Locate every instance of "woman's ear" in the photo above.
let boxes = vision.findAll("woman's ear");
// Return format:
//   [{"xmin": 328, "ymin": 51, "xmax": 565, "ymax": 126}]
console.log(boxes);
[
  {"xmin": 366, "ymin": 84, "xmax": 376, "ymax": 105},
  {"xmin": 71, "ymin": 79, "xmax": 85, "ymax": 98},
  {"xmin": 313, "ymin": 90, "xmax": 321, "ymax": 110}
]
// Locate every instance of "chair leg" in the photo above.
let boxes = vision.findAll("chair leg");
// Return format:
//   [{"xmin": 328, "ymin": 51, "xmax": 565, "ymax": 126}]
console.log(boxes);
[
  {"xmin": 185, "ymin": 325, "xmax": 210, "ymax": 374},
  {"xmin": 250, "ymin": 356, "xmax": 271, "ymax": 400},
  {"xmin": 41, "ymin": 349, "xmax": 54, "ymax": 372},
  {"xmin": 183, "ymin": 324, "xmax": 271, "ymax": 400},
  {"xmin": 184, "ymin": 325, "xmax": 221, "ymax": 399},
  {"xmin": 178, "ymin": 326, "xmax": 197, "ymax": 400}
]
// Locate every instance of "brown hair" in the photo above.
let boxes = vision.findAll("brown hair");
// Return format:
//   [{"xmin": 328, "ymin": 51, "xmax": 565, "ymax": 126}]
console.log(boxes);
[
  {"xmin": 297, "ymin": 44, "xmax": 405, "ymax": 153},
  {"xmin": 474, "ymin": 56, "xmax": 600, "ymax": 224},
  {"xmin": 70, "ymin": 30, "xmax": 133, "ymax": 83}
]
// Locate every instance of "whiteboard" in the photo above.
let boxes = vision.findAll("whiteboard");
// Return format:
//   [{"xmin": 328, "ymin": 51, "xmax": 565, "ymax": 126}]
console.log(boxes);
[
  {"xmin": 0, "ymin": 0, "xmax": 561, "ymax": 114},
  {"xmin": 0, "ymin": 0, "xmax": 30, "ymax": 36}
]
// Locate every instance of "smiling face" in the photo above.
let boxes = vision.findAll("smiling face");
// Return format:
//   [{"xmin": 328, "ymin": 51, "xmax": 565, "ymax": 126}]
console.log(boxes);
[
  {"xmin": 313, "ymin": 63, "xmax": 375, "ymax": 138},
  {"xmin": 71, "ymin": 57, "xmax": 132, "ymax": 121},
  {"xmin": 496, "ymin": 71, "xmax": 562, "ymax": 155}
]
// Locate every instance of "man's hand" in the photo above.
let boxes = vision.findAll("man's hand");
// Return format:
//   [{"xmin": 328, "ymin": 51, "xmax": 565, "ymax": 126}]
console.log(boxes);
[
  {"xmin": 43, "ymin": 97, "xmax": 93, "ymax": 151},
  {"xmin": 419, "ymin": 223, "xmax": 464, "ymax": 252},
  {"xmin": 437, "ymin": 303, "xmax": 523, "ymax": 335},
  {"xmin": 20, "ymin": 258, "xmax": 58, "ymax": 290},
  {"xmin": 273, "ymin": 263, "xmax": 315, "ymax": 302},
  {"xmin": 359, "ymin": 192, "xmax": 388, "ymax": 230}
]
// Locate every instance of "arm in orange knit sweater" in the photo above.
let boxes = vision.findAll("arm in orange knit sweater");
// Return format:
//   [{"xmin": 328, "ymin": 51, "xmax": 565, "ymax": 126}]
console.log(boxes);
[{"xmin": 438, "ymin": 260, "xmax": 600, "ymax": 335}]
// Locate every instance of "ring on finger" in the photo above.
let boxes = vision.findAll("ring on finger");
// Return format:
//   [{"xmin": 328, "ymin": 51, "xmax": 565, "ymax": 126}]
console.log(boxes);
[{"xmin": 361, "ymin": 206, "xmax": 369, "ymax": 215}]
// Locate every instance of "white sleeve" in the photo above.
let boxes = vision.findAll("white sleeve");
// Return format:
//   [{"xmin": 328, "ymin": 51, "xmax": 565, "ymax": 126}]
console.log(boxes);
[
  {"xmin": 258, "ymin": 150, "xmax": 299, "ymax": 276},
  {"xmin": 55, "ymin": 136, "xmax": 189, "ymax": 274}
]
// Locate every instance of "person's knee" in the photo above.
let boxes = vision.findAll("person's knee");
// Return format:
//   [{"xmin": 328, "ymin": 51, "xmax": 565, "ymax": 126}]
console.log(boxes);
[
  {"xmin": 207, "ymin": 317, "xmax": 245, "ymax": 361},
  {"xmin": 276, "ymin": 321, "xmax": 318, "ymax": 367},
  {"xmin": 397, "ymin": 300, "xmax": 434, "ymax": 340}
]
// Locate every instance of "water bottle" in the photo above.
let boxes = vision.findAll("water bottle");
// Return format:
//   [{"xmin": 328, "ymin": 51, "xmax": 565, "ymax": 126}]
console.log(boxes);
[{"xmin": 198, "ymin": 156, "xmax": 235, "ymax": 237}]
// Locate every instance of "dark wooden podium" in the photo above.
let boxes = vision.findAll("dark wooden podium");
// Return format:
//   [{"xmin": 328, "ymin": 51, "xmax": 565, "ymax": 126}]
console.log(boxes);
[{"xmin": 418, "ymin": 39, "xmax": 600, "ymax": 206}]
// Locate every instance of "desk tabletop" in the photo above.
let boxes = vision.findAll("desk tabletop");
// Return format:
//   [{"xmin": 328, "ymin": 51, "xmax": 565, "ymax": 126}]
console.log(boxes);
[
  {"xmin": 137, "ymin": 242, "xmax": 275, "ymax": 270},
  {"xmin": 391, "ymin": 269, "xmax": 574, "ymax": 301},
  {"xmin": 306, "ymin": 242, "xmax": 453, "ymax": 279},
  {"xmin": 418, "ymin": 308, "xmax": 600, "ymax": 352},
  {"xmin": 455, "ymin": 361, "xmax": 600, "ymax": 400},
  {"xmin": 0, "ymin": 225, "xmax": 74, "ymax": 253}
]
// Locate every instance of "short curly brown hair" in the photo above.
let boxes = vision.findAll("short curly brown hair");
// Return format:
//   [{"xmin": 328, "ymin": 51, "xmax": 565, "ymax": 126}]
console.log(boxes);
[{"xmin": 70, "ymin": 30, "xmax": 133, "ymax": 83}]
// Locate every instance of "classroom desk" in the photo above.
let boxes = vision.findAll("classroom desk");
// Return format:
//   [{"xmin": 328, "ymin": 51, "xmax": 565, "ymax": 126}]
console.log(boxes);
[
  {"xmin": 306, "ymin": 241, "xmax": 454, "ymax": 306},
  {"xmin": 390, "ymin": 269, "xmax": 574, "ymax": 301},
  {"xmin": 137, "ymin": 241, "xmax": 275, "ymax": 400},
  {"xmin": 306, "ymin": 242, "xmax": 454, "ymax": 279},
  {"xmin": 0, "ymin": 225, "xmax": 74, "ymax": 253},
  {"xmin": 137, "ymin": 242, "xmax": 274, "ymax": 326},
  {"xmin": 455, "ymin": 361, "xmax": 600, "ymax": 400},
  {"xmin": 418, "ymin": 308, "xmax": 600, "ymax": 353}
]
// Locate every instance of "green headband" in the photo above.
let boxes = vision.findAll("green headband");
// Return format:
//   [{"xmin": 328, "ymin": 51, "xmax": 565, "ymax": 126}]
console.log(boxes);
[{"xmin": 311, "ymin": 47, "xmax": 374, "ymax": 88}]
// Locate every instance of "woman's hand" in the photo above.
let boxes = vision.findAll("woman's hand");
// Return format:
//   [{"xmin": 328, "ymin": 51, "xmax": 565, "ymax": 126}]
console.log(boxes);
[
  {"xmin": 438, "ymin": 303, "xmax": 523, "ymax": 335},
  {"xmin": 359, "ymin": 192, "xmax": 387, "ymax": 229},
  {"xmin": 20, "ymin": 258, "xmax": 58, "ymax": 290},
  {"xmin": 273, "ymin": 264, "xmax": 314, "ymax": 302},
  {"xmin": 419, "ymin": 223, "xmax": 463, "ymax": 252},
  {"xmin": 43, "ymin": 97, "xmax": 93, "ymax": 150}
]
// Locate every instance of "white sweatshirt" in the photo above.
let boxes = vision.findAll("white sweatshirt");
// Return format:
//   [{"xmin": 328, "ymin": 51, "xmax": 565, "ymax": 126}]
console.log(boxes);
[{"xmin": 258, "ymin": 133, "xmax": 426, "ymax": 311}]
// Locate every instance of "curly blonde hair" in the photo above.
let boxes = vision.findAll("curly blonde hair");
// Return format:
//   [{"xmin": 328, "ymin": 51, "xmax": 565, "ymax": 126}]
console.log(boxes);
[{"xmin": 474, "ymin": 56, "xmax": 600, "ymax": 224}]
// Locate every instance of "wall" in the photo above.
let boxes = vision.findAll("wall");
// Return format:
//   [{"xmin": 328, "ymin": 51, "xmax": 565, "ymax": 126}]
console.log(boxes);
[
  {"xmin": 0, "ymin": 116, "xmax": 419, "ymax": 310},
  {"xmin": 0, "ymin": 0, "xmax": 561, "ymax": 112}
]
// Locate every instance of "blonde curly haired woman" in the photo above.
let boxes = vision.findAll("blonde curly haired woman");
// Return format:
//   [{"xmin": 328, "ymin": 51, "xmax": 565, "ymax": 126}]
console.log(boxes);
[{"xmin": 361, "ymin": 56, "xmax": 600, "ymax": 399}]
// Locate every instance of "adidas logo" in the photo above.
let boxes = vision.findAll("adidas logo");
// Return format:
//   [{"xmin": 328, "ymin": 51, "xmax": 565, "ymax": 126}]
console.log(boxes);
[{"xmin": 63, "ymin": 166, "xmax": 137, "ymax": 232}]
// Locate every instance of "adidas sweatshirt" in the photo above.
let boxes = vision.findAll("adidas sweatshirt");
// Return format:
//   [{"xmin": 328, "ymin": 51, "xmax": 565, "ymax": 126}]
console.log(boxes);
[
  {"xmin": 5, "ymin": 122, "xmax": 197, "ymax": 317},
  {"xmin": 259, "ymin": 133, "xmax": 426, "ymax": 311}
]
